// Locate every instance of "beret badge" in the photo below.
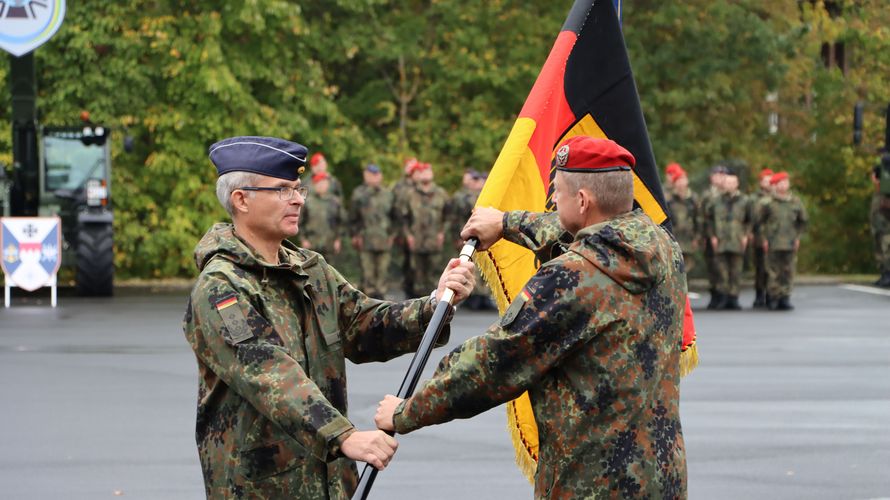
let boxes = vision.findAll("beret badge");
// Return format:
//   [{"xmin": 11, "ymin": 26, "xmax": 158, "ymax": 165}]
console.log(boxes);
[{"xmin": 556, "ymin": 145, "xmax": 570, "ymax": 168}]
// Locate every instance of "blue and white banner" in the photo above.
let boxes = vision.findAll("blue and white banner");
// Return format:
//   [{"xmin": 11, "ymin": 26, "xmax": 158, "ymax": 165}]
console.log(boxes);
[
  {"xmin": 0, "ymin": 0, "xmax": 66, "ymax": 57},
  {"xmin": 1, "ymin": 217, "xmax": 61, "ymax": 292}
]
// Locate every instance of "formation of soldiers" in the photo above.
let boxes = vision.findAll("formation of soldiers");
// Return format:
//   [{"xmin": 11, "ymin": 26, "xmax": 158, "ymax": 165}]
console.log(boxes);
[
  {"xmin": 296, "ymin": 154, "xmax": 496, "ymax": 309},
  {"xmin": 664, "ymin": 163, "xmax": 808, "ymax": 311}
]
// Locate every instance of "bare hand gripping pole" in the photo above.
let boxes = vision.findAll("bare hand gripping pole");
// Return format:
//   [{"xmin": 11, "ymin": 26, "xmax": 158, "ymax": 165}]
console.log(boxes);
[{"xmin": 352, "ymin": 238, "xmax": 479, "ymax": 500}]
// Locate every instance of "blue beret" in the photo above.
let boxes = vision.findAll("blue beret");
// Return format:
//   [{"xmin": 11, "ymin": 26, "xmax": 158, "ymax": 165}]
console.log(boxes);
[
  {"xmin": 365, "ymin": 163, "xmax": 381, "ymax": 174},
  {"xmin": 209, "ymin": 136, "xmax": 308, "ymax": 180}
]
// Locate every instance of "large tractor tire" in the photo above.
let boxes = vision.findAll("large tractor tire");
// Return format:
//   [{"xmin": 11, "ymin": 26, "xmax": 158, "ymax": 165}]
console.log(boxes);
[{"xmin": 76, "ymin": 223, "xmax": 114, "ymax": 296}]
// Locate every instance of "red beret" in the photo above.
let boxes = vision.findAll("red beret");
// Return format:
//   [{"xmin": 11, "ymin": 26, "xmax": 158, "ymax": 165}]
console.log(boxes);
[
  {"xmin": 312, "ymin": 172, "xmax": 330, "ymax": 183},
  {"xmin": 555, "ymin": 136, "xmax": 635, "ymax": 173},
  {"xmin": 665, "ymin": 162, "xmax": 682, "ymax": 176},
  {"xmin": 667, "ymin": 166, "xmax": 687, "ymax": 183},
  {"xmin": 409, "ymin": 162, "xmax": 431, "ymax": 174},
  {"xmin": 770, "ymin": 171, "xmax": 788, "ymax": 184},
  {"xmin": 309, "ymin": 152, "xmax": 326, "ymax": 167},
  {"xmin": 759, "ymin": 168, "xmax": 774, "ymax": 180}
]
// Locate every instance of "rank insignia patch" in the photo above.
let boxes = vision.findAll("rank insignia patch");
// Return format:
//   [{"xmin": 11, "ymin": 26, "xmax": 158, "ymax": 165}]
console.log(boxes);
[{"xmin": 215, "ymin": 294, "xmax": 254, "ymax": 344}]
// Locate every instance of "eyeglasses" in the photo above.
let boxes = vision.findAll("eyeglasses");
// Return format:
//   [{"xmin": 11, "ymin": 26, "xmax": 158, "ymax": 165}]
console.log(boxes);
[{"xmin": 238, "ymin": 186, "xmax": 309, "ymax": 201}]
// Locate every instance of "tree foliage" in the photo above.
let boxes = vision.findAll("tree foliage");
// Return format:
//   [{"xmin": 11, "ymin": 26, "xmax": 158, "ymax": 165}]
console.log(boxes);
[{"xmin": 0, "ymin": 0, "xmax": 886, "ymax": 276}]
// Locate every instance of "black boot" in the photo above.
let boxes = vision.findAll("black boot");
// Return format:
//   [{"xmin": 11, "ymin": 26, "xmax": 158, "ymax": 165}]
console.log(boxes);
[
  {"xmin": 723, "ymin": 295, "xmax": 742, "ymax": 310},
  {"xmin": 776, "ymin": 296, "xmax": 794, "ymax": 311},
  {"xmin": 706, "ymin": 291, "xmax": 722, "ymax": 310},
  {"xmin": 878, "ymin": 271, "xmax": 890, "ymax": 288},
  {"xmin": 752, "ymin": 289, "xmax": 766, "ymax": 308},
  {"xmin": 767, "ymin": 297, "xmax": 779, "ymax": 310}
]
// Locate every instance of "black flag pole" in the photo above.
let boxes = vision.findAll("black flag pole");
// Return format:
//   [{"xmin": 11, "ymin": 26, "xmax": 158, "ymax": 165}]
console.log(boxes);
[{"xmin": 352, "ymin": 238, "xmax": 479, "ymax": 500}]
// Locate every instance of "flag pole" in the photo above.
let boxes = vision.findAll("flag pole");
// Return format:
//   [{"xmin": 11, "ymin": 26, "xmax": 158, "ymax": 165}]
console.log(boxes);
[{"xmin": 352, "ymin": 238, "xmax": 479, "ymax": 500}]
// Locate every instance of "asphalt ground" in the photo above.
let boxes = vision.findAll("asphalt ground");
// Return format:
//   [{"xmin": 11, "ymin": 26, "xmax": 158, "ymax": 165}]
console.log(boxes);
[{"xmin": 0, "ymin": 284, "xmax": 888, "ymax": 499}]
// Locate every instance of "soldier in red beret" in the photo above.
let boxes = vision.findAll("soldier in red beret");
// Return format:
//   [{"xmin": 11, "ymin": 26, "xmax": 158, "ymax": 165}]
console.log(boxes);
[
  {"xmin": 758, "ymin": 171, "xmax": 808, "ymax": 310},
  {"xmin": 665, "ymin": 164, "xmax": 701, "ymax": 278},
  {"xmin": 308, "ymin": 152, "xmax": 344, "ymax": 199},
  {"xmin": 376, "ymin": 136, "xmax": 688, "ymax": 498}
]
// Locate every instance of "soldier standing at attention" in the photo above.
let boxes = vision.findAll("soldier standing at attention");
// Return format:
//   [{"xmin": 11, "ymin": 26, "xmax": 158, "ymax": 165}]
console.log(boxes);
[
  {"xmin": 448, "ymin": 169, "xmax": 492, "ymax": 310},
  {"xmin": 665, "ymin": 164, "xmax": 699, "ymax": 276},
  {"xmin": 401, "ymin": 162, "xmax": 449, "ymax": 296},
  {"xmin": 308, "ymin": 152, "xmax": 344, "ymax": 199},
  {"xmin": 701, "ymin": 165, "xmax": 728, "ymax": 309},
  {"xmin": 299, "ymin": 172, "xmax": 347, "ymax": 263},
  {"xmin": 704, "ymin": 168, "xmax": 751, "ymax": 310},
  {"xmin": 349, "ymin": 164, "xmax": 395, "ymax": 299},
  {"xmin": 392, "ymin": 158, "xmax": 418, "ymax": 297},
  {"xmin": 751, "ymin": 168, "xmax": 774, "ymax": 307},
  {"xmin": 760, "ymin": 171, "xmax": 808, "ymax": 310},
  {"xmin": 182, "ymin": 136, "xmax": 475, "ymax": 498},
  {"xmin": 375, "ymin": 136, "xmax": 687, "ymax": 499},
  {"xmin": 871, "ymin": 166, "xmax": 890, "ymax": 287}
]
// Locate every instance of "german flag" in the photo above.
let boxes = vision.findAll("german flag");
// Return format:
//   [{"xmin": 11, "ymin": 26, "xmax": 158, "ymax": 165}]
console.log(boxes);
[{"xmin": 474, "ymin": 0, "xmax": 698, "ymax": 482}]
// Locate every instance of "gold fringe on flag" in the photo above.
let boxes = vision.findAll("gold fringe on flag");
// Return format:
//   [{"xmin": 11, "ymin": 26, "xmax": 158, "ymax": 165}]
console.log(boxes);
[{"xmin": 680, "ymin": 342, "xmax": 699, "ymax": 377}]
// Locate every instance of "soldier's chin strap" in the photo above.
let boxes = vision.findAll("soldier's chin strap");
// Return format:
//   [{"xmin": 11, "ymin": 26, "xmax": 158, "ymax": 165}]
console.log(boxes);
[{"xmin": 352, "ymin": 238, "xmax": 479, "ymax": 500}]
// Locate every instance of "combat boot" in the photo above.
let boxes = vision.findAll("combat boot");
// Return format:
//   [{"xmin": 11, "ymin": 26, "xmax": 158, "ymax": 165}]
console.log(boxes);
[
  {"xmin": 723, "ymin": 295, "xmax": 739, "ymax": 310},
  {"xmin": 708, "ymin": 292, "xmax": 727, "ymax": 310},
  {"xmin": 752, "ymin": 289, "xmax": 766, "ymax": 308},
  {"xmin": 877, "ymin": 271, "xmax": 890, "ymax": 288},
  {"xmin": 776, "ymin": 296, "xmax": 794, "ymax": 311},
  {"xmin": 723, "ymin": 295, "xmax": 742, "ymax": 310}
]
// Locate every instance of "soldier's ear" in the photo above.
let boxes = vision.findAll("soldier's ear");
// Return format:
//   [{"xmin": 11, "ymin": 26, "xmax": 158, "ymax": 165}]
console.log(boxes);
[{"xmin": 231, "ymin": 190, "xmax": 250, "ymax": 214}]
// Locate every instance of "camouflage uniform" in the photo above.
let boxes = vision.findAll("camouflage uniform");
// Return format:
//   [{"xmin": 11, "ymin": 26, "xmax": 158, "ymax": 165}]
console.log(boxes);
[
  {"xmin": 665, "ymin": 189, "xmax": 700, "ymax": 274},
  {"xmin": 760, "ymin": 193, "xmax": 807, "ymax": 301},
  {"xmin": 183, "ymin": 223, "xmax": 448, "ymax": 499},
  {"xmin": 392, "ymin": 176, "xmax": 416, "ymax": 296},
  {"xmin": 751, "ymin": 190, "xmax": 772, "ymax": 305},
  {"xmin": 448, "ymin": 187, "xmax": 488, "ymax": 301},
  {"xmin": 299, "ymin": 190, "xmax": 347, "ymax": 260},
  {"xmin": 871, "ymin": 191, "xmax": 890, "ymax": 275},
  {"xmin": 393, "ymin": 209, "xmax": 687, "ymax": 499},
  {"xmin": 700, "ymin": 186, "xmax": 721, "ymax": 299},
  {"xmin": 704, "ymin": 191, "xmax": 751, "ymax": 303},
  {"xmin": 400, "ymin": 182, "xmax": 449, "ymax": 295},
  {"xmin": 349, "ymin": 183, "xmax": 395, "ymax": 299}
]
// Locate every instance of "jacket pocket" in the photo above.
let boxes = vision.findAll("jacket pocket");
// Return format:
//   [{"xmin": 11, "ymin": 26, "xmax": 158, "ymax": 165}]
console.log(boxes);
[{"xmin": 240, "ymin": 438, "xmax": 307, "ymax": 482}]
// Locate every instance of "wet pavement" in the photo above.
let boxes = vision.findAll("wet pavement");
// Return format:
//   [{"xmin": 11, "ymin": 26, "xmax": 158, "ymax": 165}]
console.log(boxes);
[{"xmin": 0, "ymin": 285, "xmax": 888, "ymax": 499}]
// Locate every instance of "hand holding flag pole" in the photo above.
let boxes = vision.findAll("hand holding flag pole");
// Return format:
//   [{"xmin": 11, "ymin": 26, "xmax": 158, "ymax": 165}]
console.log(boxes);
[{"xmin": 352, "ymin": 238, "xmax": 479, "ymax": 500}]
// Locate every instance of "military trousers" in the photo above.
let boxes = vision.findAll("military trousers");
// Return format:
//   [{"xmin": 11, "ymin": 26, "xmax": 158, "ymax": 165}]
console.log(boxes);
[
  {"xmin": 753, "ymin": 244, "xmax": 768, "ymax": 292},
  {"xmin": 360, "ymin": 250, "xmax": 391, "ymax": 299},
  {"xmin": 767, "ymin": 250, "xmax": 797, "ymax": 298},
  {"xmin": 872, "ymin": 222, "xmax": 890, "ymax": 273},
  {"xmin": 681, "ymin": 251, "xmax": 696, "ymax": 275},
  {"xmin": 410, "ymin": 252, "xmax": 440, "ymax": 295},
  {"xmin": 705, "ymin": 240, "xmax": 719, "ymax": 291},
  {"xmin": 715, "ymin": 252, "xmax": 744, "ymax": 296}
]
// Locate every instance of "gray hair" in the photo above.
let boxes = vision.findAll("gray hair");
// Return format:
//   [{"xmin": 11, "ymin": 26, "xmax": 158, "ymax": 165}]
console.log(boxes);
[
  {"xmin": 562, "ymin": 170, "xmax": 634, "ymax": 216},
  {"xmin": 216, "ymin": 171, "xmax": 260, "ymax": 217}
]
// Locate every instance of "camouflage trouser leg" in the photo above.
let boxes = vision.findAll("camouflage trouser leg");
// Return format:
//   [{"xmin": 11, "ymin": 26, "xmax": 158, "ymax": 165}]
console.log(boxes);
[
  {"xmin": 754, "ymin": 245, "xmax": 768, "ymax": 292},
  {"xmin": 400, "ymin": 243, "xmax": 415, "ymax": 296},
  {"xmin": 767, "ymin": 250, "xmax": 796, "ymax": 298},
  {"xmin": 716, "ymin": 252, "xmax": 743, "ymax": 296},
  {"xmin": 705, "ymin": 241, "xmax": 718, "ymax": 291},
  {"xmin": 682, "ymin": 251, "xmax": 696, "ymax": 275},
  {"xmin": 411, "ymin": 252, "xmax": 439, "ymax": 295},
  {"xmin": 360, "ymin": 250, "xmax": 391, "ymax": 299},
  {"xmin": 873, "ymin": 227, "xmax": 890, "ymax": 273}
]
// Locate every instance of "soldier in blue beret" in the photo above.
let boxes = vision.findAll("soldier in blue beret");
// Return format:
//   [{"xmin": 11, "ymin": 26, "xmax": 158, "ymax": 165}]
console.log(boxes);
[{"xmin": 182, "ymin": 136, "xmax": 477, "ymax": 498}]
